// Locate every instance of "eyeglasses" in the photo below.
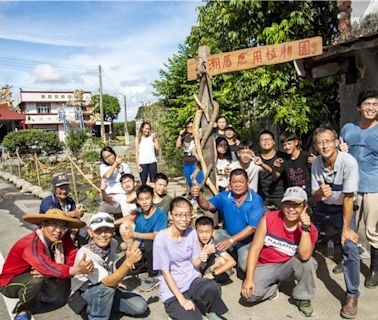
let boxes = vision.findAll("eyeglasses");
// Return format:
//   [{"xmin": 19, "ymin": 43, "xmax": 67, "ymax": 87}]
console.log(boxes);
[
  {"xmin": 172, "ymin": 213, "xmax": 192, "ymax": 220},
  {"xmin": 361, "ymin": 102, "xmax": 378, "ymax": 109},
  {"xmin": 91, "ymin": 217, "xmax": 114, "ymax": 225},
  {"xmin": 186, "ymin": 125, "xmax": 193, "ymax": 129},
  {"xmin": 46, "ymin": 223, "xmax": 69, "ymax": 232},
  {"xmin": 217, "ymin": 143, "xmax": 228, "ymax": 148},
  {"xmin": 260, "ymin": 138, "xmax": 273, "ymax": 142},
  {"xmin": 315, "ymin": 139, "xmax": 335, "ymax": 147}
]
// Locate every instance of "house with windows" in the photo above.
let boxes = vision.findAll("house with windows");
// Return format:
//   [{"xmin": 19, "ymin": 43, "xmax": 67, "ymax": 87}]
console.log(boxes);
[{"xmin": 16, "ymin": 89, "xmax": 110, "ymax": 140}]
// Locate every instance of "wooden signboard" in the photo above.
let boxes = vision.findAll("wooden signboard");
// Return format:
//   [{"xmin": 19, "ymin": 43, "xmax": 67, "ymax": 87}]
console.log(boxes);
[{"xmin": 187, "ymin": 36, "xmax": 322, "ymax": 81}]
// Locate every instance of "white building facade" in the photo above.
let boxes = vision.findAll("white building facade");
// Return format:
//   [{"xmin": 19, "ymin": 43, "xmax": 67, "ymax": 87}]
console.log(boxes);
[{"xmin": 16, "ymin": 89, "xmax": 109, "ymax": 141}]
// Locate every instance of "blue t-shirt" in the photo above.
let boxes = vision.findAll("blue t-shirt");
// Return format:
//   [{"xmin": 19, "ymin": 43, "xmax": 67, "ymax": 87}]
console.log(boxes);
[
  {"xmin": 209, "ymin": 190, "xmax": 264, "ymax": 244},
  {"xmin": 135, "ymin": 208, "xmax": 168, "ymax": 243},
  {"xmin": 341, "ymin": 122, "xmax": 378, "ymax": 192}
]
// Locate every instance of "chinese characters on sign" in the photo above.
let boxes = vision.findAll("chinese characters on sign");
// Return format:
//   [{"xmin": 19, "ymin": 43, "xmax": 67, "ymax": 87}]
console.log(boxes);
[{"xmin": 187, "ymin": 36, "xmax": 322, "ymax": 81}]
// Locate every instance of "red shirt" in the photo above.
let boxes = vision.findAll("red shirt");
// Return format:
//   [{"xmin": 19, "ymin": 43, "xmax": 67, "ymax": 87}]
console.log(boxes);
[
  {"xmin": 0, "ymin": 231, "xmax": 77, "ymax": 287},
  {"xmin": 258, "ymin": 210, "xmax": 318, "ymax": 265}
]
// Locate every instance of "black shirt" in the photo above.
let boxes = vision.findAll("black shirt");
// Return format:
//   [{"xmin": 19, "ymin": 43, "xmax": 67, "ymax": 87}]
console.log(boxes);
[{"xmin": 182, "ymin": 134, "xmax": 196, "ymax": 165}]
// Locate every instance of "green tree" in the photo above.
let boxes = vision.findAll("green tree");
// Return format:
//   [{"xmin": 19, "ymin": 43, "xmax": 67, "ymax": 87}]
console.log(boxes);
[
  {"xmin": 153, "ymin": 0, "xmax": 339, "ymax": 163},
  {"xmin": 90, "ymin": 94, "xmax": 121, "ymax": 122}
]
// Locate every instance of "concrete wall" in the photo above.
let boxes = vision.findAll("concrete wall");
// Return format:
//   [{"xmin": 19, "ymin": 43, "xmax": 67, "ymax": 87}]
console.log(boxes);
[{"xmin": 339, "ymin": 47, "xmax": 378, "ymax": 127}]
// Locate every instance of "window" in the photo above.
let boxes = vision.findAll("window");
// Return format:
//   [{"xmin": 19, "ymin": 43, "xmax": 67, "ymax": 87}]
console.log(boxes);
[
  {"xmin": 55, "ymin": 95, "xmax": 59, "ymax": 98},
  {"xmin": 48, "ymin": 95, "xmax": 52, "ymax": 98},
  {"xmin": 61, "ymin": 95, "xmax": 65, "ymax": 98},
  {"xmin": 36, "ymin": 103, "xmax": 51, "ymax": 114},
  {"xmin": 41, "ymin": 95, "xmax": 45, "ymax": 98},
  {"xmin": 68, "ymin": 95, "xmax": 72, "ymax": 98}
]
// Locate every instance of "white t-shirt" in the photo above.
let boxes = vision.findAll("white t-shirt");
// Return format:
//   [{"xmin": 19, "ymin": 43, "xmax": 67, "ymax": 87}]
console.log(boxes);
[
  {"xmin": 112, "ymin": 193, "xmax": 138, "ymax": 217},
  {"xmin": 71, "ymin": 239, "xmax": 118, "ymax": 294},
  {"xmin": 216, "ymin": 158, "xmax": 231, "ymax": 189},
  {"xmin": 100, "ymin": 162, "xmax": 130, "ymax": 194},
  {"xmin": 229, "ymin": 161, "xmax": 262, "ymax": 192},
  {"xmin": 138, "ymin": 136, "xmax": 157, "ymax": 164}
]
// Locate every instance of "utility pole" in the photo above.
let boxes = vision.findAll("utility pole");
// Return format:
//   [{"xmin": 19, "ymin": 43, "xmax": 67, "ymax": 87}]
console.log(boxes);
[
  {"xmin": 98, "ymin": 65, "xmax": 106, "ymax": 143},
  {"xmin": 123, "ymin": 94, "xmax": 129, "ymax": 146}
]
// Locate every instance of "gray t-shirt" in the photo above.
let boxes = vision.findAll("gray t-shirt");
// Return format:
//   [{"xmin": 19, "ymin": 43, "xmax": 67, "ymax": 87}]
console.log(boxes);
[{"xmin": 311, "ymin": 151, "xmax": 359, "ymax": 206}]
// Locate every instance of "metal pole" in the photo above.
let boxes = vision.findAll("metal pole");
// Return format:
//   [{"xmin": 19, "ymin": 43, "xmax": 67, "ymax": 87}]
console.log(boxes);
[
  {"xmin": 98, "ymin": 65, "xmax": 106, "ymax": 143},
  {"xmin": 123, "ymin": 94, "xmax": 129, "ymax": 146}
]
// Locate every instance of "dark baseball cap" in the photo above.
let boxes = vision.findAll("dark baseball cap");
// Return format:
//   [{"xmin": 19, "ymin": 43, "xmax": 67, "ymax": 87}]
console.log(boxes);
[
  {"xmin": 52, "ymin": 173, "xmax": 70, "ymax": 187},
  {"xmin": 224, "ymin": 125, "xmax": 236, "ymax": 131}
]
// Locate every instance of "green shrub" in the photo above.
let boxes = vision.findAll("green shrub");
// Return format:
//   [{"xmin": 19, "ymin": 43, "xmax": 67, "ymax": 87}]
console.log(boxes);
[
  {"xmin": 82, "ymin": 150, "xmax": 99, "ymax": 163},
  {"xmin": 66, "ymin": 128, "xmax": 88, "ymax": 157},
  {"xmin": 2, "ymin": 129, "xmax": 62, "ymax": 156}
]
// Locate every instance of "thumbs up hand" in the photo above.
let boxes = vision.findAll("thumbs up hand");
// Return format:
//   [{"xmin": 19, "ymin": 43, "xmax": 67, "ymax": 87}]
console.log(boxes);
[
  {"xmin": 319, "ymin": 176, "xmax": 333, "ymax": 198},
  {"xmin": 77, "ymin": 253, "xmax": 94, "ymax": 274},
  {"xmin": 339, "ymin": 137, "xmax": 349, "ymax": 153}
]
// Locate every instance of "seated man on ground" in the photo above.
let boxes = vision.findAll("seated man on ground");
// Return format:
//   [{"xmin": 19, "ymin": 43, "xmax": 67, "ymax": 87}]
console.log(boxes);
[
  {"xmin": 70, "ymin": 212, "xmax": 148, "ymax": 319},
  {"xmin": 195, "ymin": 216, "xmax": 236, "ymax": 284},
  {"xmin": 0, "ymin": 209, "xmax": 93, "ymax": 320},
  {"xmin": 191, "ymin": 168, "xmax": 264, "ymax": 273},
  {"xmin": 154, "ymin": 197, "xmax": 228, "ymax": 320},
  {"xmin": 153, "ymin": 172, "xmax": 172, "ymax": 213},
  {"xmin": 241, "ymin": 187, "xmax": 318, "ymax": 318},
  {"xmin": 121, "ymin": 185, "xmax": 168, "ymax": 291}
]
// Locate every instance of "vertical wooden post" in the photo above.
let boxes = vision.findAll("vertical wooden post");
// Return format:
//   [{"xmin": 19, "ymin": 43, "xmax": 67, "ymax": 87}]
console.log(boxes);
[
  {"xmin": 34, "ymin": 153, "xmax": 41, "ymax": 186},
  {"xmin": 70, "ymin": 160, "xmax": 79, "ymax": 204}
]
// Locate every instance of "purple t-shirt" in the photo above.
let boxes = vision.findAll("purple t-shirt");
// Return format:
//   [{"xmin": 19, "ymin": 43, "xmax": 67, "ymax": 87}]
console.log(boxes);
[{"xmin": 153, "ymin": 227, "xmax": 201, "ymax": 302}]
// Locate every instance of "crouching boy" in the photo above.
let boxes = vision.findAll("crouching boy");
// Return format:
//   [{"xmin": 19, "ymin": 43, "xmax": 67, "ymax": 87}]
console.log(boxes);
[
  {"xmin": 241, "ymin": 187, "xmax": 318, "ymax": 317},
  {"xmin": 70, "ymin": 212, "xmax": 148, "ymax": 319},
  {"xmin": 195, "ymin": 216, "xmax": 236, "ymax": 283}
]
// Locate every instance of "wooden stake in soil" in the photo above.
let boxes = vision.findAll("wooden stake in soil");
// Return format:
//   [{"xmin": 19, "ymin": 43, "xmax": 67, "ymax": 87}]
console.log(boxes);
[{"xmin": 34, "ymin": 153, "xmax": 41, "ymax": 186}]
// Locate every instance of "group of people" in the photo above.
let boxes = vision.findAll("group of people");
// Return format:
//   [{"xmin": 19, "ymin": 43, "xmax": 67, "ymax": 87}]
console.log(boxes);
[{"xmin": 0, "ymin": 87, "xmax": 377, "ymax": 320}]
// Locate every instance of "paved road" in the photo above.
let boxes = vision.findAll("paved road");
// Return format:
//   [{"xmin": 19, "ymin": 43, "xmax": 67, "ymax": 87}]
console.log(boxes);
[{"xmin": 0, "ymin": 178, "xmax": 377, "ymax": 320}]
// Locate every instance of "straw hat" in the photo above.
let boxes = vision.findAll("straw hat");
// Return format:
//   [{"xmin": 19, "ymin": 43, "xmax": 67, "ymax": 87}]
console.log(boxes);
[{"xmin": 23, "ymin": 208, "xmax": 86, "ymax": 229}]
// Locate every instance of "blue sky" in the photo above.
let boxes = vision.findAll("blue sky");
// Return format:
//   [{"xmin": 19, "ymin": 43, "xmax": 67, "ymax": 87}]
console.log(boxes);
[{"xmin": 0, "ymin": 1, "xmax": 201, "ymax": 120}]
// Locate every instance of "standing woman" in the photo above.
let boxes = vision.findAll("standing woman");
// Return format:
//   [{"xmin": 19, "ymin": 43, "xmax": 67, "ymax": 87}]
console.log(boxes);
[
  {"xmin": 153, "ymin": 197, "xmax": 228, "ymax": 320},
  {"xmin": 176, "ymin": 121, "xmax": 203, "ymax": 188},
  {"xmin": 135, "ymin": 122, "xmax": 159, "ymax": 185},
  {"xmin": 215, "ymin": 137, "xmax": 232, "ymax": 192}
]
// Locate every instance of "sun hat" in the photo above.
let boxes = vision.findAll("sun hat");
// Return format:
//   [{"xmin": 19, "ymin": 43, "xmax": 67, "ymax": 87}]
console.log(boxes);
[{"xmin": 23, "ymin": 208, "xmax": 86, "ymax": 229}]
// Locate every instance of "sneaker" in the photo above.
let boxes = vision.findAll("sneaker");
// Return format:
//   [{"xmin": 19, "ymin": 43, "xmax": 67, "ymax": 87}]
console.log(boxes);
[
  {"xmin": 206, "ymin": 312, "xmax": 222, "ymax": 320},
  {"xmin": 268, "ymin": 288, "xmax": 280, "ymax": 301},
  {"xmin": 141, "ymin": 277, "xmax": 159, "ymax": 291},
  {"xmin": 14, "ymin": 313, "xmax": 31, "ymax": 320},
  {"xmin": 333, "ymin": 260, "xmax": 344, "ymax": 274},
  {"xmin": 358, "ymin": 244, "xmax": 370, "ymax": 259},
  {"xmin": 296, "ymin": 299, "xmax": 314, "ymax": 317}
]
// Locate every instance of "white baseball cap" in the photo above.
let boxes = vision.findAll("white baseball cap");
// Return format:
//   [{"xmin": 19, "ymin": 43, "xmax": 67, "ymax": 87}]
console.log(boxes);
[
  {"xmin": 89, "ymin": 212, "xmax": 115, "ymax": 231},
  {"xmin": 281, "ymin": 187, "xmax": 308, "ymax": 204}
]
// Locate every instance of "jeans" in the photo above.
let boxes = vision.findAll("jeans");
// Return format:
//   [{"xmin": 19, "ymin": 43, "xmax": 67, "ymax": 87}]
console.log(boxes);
[
  {"xmin": 139, "ymin": 162, "xmax": 158, "ymax": 184},
  {"xmin": 213, "ymin": 229, "xmax": 251, "ymax": 272},
  {"xmin": 183, "ymin": 163, "xmax": 203, "ymax": 188},
  {"xmin": 81, "ymin": 283, "xmax": 147, "ymax": 320},
  {"xmin": 313, "ymin": 204, "xmax": 360, "ymax": 298}
]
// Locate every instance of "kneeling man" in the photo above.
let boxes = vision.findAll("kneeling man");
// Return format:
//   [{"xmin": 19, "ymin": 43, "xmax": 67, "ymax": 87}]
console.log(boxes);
[
  {"xmin": 0, "ymin": 209, "xmax": 92, "ymax": 320},
  {"xmin": 241, "ymin": 187, "xmax": 318, "ymax": 317},
  {"xmin": 70, "ymin": 212, "xmax": 148, "ymax": 319}
]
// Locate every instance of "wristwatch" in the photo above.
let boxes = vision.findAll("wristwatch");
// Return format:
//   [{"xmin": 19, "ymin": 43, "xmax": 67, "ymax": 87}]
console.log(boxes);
[
  {"xmin": 211, "ymin": 271, "xmax": 217, "ymax": 278},
  {"xmin": 302, "ymin": 224, "xmax": 311, "ymax": 232}
]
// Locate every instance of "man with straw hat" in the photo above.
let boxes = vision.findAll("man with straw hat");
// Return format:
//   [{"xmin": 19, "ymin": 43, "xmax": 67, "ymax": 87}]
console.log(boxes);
[{"xmin": 0, "ymin": 208, "xmax": 94, "ymax": 320}]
